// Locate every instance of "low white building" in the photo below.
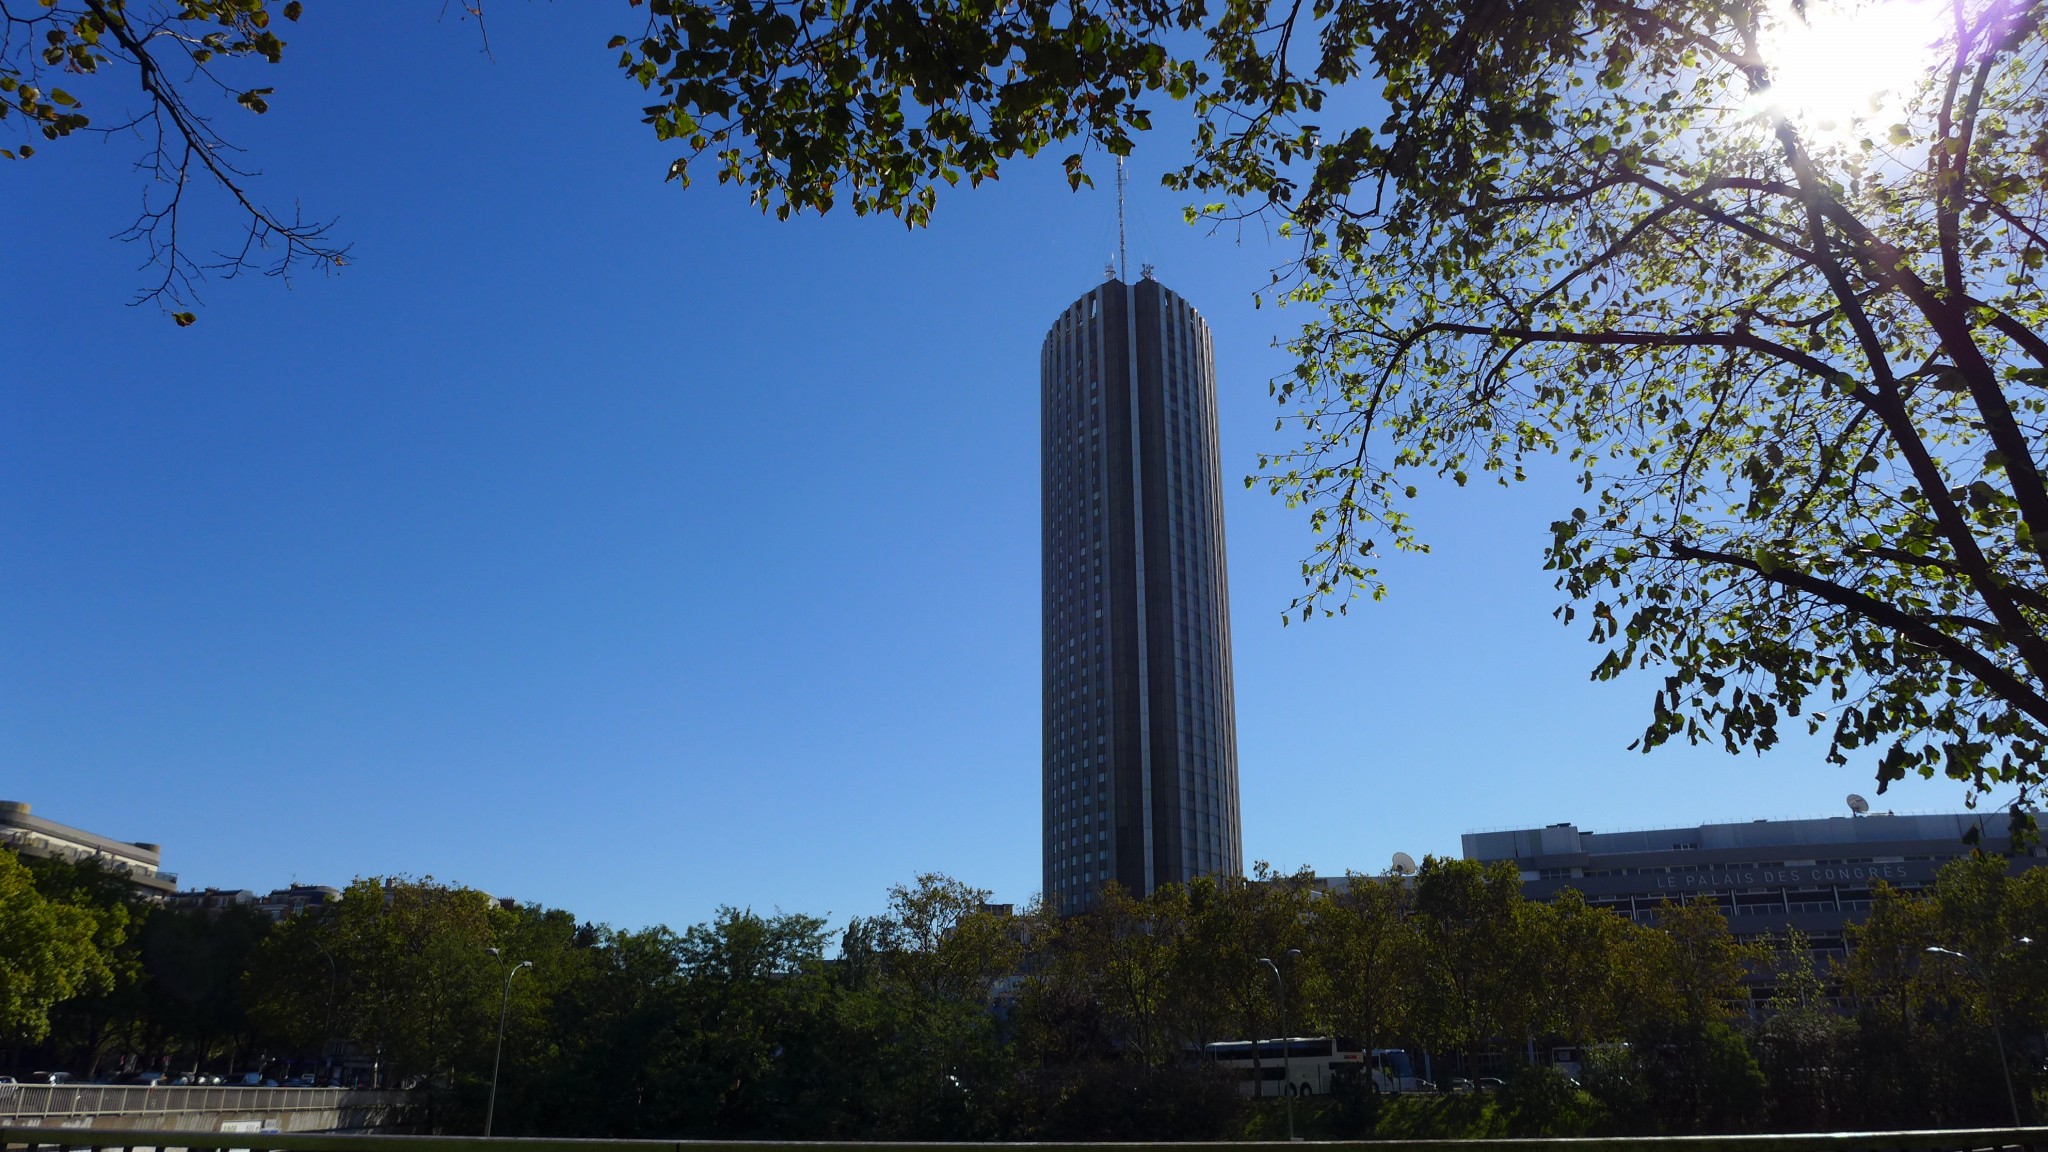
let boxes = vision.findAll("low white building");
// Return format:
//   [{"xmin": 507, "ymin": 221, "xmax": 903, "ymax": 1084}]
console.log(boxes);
[{"xmin": 0, "ymin": 799, "xmax": 176, "ymax": 896}]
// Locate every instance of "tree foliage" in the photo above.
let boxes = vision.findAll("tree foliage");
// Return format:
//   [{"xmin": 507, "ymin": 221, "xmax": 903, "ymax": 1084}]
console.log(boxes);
[
  {"xmin": 1265, "ymin": 0, "xmax": 2048, "ymax": 811},
  {"xmin": 247, "ymin": 876, "xmax": 507, "ymax": 1091},
  {"xmin": 612, "ymin": 0, "xmax": 2048, "ymax": 806},
  {"xmin": 0, "ymin": 849, "xmax": 122, "ymax": 1043},
  {"xmin": 613, "ymin": 0, "xmax": 1196, "ymax": 223}
]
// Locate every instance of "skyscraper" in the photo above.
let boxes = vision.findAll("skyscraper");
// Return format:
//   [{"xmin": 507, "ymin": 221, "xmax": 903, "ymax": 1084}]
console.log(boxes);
[{"xmin": 1041, "ymin": 271, "xmax": 1242, "ymax": 912}]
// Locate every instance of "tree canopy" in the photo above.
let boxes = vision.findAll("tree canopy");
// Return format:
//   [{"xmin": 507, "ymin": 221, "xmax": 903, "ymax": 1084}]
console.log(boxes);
[
  {"xmin": 610, "ymin": 0, "xmax": 2048, "ymax": 805},
  {"xmin": 13, "ymin": 850, "xmax": 2048, "ymax": 1131},
  {"xmin": 0, "ymin": 849, "xmax": 123, "ymax": 1043}
]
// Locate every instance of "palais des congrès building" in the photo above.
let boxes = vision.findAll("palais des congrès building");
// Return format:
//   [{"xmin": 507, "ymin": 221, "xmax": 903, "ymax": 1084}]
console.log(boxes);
[{"xmin": 1463, "ymin": 810, "xmax": 2048, "ymax": 960}]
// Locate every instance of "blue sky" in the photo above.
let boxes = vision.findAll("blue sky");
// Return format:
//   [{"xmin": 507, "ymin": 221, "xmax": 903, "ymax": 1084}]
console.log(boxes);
[{"xmin": 2, "ymin": 2, "xmax": 1974, "ymax": 932}]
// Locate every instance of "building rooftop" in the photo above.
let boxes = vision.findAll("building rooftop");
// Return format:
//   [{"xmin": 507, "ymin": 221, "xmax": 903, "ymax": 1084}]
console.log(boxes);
[
  {"xmin": 0, "ymin": 799, "xmax": 176, "ymax": 893},
  {"xmin": 1464, "ymin": 810, "xmax": 2019, "ymax": 865},
  {"xmin": 170, "ymin": 883, "xmax": 343, "ymax": 919}
]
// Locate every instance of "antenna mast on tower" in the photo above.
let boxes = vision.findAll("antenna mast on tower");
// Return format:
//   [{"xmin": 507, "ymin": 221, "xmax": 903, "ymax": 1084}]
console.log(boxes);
[{"xmin": 1116, "ymin": 156, "xmax": 1127, "ymax": 282}]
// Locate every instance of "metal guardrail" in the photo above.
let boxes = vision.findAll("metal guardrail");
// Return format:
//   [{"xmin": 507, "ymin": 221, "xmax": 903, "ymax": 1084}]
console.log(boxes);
[
  {"xmin": 0, "ymin": 1088, "xmax": 407, "ymax": 1122},
  {"xmin": 7, "ymin": 1127, "xmax": 2048, "ymax": 1152}
]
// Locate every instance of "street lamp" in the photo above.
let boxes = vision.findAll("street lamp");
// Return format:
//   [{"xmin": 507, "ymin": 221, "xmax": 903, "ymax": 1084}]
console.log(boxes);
[
  {"xmin": 1924, "ymin": 938, "xmax": 2031, "ymax": 1127},
  {"xmin": 484, "ymin": 948, "xmax": 532, "ymax": 1137},
  {"xmin": 313, "ymin": 943, "xmax": 338, "ymax": 1084},
  {"xmin": 1258, "ymin": 948, "xmax": 1304, "ymax": 1142}
]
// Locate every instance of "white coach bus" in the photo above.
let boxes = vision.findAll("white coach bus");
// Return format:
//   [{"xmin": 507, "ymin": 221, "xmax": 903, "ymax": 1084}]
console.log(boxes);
[
  {"xmin": 1205, "ymin": 1036, "xmax": 1356, "ymax": 1097},
  {"xmin": 1204, "ymin": 1038, "xmax": 1433, "ymax": 1096}
]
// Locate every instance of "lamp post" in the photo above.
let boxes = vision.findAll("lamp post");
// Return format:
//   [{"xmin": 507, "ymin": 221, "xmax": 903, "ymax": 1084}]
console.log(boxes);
[
  {"xmin": 484, "ymin": 948, "xmax": 532, "ymax": 1137},
  {"xmin": 1925, "ymin": 939, "xmax": 2031, "ymax": 1127},
  {"xmin": 313, "ymin": 943, "xmax": 337, "ymax": 1084},
  {"xmin": 1258, "ymin": 948, "xmax": 1303, "ymax": 1141}
]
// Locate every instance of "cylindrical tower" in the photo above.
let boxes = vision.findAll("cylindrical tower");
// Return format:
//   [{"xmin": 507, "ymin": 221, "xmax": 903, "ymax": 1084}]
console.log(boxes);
[{"xmin": 1041, "ymin": 274, "xmax": 1241, "ymax": 912}]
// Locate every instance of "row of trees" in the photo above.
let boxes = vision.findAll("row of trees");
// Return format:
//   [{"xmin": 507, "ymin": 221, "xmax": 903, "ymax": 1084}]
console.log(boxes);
[
  {"xmin": 1027, "ymin": 856, "xmax": 2048, "ymax": 1133},
  {"xmin": 6, "ymin": 846, "xmax": 2048, "ymax": 1136}
]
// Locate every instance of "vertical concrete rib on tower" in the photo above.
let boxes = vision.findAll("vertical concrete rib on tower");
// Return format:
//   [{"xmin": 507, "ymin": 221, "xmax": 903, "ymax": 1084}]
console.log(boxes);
[{"xmin": 1041, "ymin": 276, "xmax": 1242, "ymax": 913}]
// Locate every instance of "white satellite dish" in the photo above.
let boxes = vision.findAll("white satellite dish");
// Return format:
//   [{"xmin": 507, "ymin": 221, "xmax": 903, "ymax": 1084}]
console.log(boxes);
[
  {"xmin": 1390, "ymin": 851, "xmax": 1418, "ymax": 876},
  {"xmin": 1847, "ymin": 794, "xmax": 1871, "ymax": 816}
]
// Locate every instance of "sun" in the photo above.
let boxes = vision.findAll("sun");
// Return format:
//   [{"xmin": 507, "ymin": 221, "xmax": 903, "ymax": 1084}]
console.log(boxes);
[{"xmin": 1748, "ymin": 0, "xmax": 1947, "ymax": 132}]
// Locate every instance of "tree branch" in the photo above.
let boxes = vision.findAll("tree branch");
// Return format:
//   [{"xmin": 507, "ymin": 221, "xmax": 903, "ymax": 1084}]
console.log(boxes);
[{"xmin": 1664, "ymin": 538, "xmax": 2048, "ymax": 729}]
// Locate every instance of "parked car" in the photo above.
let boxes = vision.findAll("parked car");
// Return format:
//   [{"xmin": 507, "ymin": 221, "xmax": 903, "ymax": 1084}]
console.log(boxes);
[
  {"xmin": 26, "ymin": 1072, "xmax": 73, "ymax": 1085},
  {"xmin": 0, "ymin": 1075, "xmax": 18, "ymax": 1087},
  {"xmin": 284, "ymin": 1075, "xmax": 318, "ymax": 1087}
]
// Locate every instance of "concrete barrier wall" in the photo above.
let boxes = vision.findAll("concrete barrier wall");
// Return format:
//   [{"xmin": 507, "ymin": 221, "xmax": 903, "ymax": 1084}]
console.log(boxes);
[{"xmin": 0, "ymin": 1087, "xmax": 410, "ymax": 1134}]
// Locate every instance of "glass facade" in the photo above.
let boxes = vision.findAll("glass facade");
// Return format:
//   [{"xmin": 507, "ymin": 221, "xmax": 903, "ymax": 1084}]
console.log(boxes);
[{"xmin": 1040, "ymin": 276, "xmax": 1242, "ymax": 912}]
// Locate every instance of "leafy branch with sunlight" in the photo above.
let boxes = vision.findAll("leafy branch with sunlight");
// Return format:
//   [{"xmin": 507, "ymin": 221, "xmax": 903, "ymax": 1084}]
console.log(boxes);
[{"xmin": 1255, "ymin": 0, "xmax": 2048, "ymax": 804}]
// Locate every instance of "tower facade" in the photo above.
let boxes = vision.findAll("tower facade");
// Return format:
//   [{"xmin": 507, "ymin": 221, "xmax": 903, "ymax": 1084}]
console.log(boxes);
[{"xmin": 1041, "ymin": 274, "xmax": 1242, "ymax": 912}]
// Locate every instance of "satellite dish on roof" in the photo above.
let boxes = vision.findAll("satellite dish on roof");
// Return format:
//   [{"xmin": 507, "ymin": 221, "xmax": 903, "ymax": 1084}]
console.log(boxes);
[
  {"xmin": 1390, "ymin": 851, "xmax": 1418, "ymax": 876},
  {"xmin": 1848, "ymin": 794, "xmax": 1871, "ymax": 815}
]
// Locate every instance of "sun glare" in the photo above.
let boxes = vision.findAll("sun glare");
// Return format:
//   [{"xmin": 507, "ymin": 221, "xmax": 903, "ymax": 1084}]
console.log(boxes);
[{"xmin": 1750, "ymin": 0, "xmax": 1947, "ymax": 132}]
